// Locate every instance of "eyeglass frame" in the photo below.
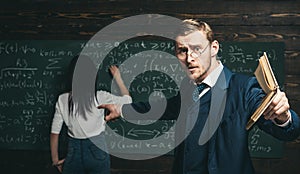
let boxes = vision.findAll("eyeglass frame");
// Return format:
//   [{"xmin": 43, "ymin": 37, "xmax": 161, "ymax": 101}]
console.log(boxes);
[{"xmin": 176, "ymin": 42, "xmax": 210, "ymax": 60}]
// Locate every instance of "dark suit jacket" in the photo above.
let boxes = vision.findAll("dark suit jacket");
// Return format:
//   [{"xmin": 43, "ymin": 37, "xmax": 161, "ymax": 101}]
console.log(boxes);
[{"xmin": 123, "ymin": 66, "xmax": 300, "ymax": 174}]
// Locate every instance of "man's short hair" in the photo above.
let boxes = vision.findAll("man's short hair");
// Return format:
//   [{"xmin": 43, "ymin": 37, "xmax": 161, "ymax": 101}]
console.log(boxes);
[{"xmin": 176, "ymin": 19, "xmax": 214, "ymax": 43}]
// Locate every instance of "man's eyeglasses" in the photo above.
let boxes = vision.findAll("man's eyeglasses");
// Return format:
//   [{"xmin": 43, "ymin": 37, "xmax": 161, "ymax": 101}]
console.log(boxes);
[{"xmin": 176, "ymin": 43, "xmax": 210, "ymax": 59}]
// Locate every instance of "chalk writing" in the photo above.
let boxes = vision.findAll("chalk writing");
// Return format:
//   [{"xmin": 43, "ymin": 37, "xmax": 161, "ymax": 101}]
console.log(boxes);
[{"xmin": 0, "ymin": 40, "xmax": 285, "ymax": 158}]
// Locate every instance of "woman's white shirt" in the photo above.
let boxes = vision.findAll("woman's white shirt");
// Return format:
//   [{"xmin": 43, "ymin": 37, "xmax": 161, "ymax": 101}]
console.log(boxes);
[{"xmin": 51, "ymin": 91, "xmax": 132, "ymax": 139}]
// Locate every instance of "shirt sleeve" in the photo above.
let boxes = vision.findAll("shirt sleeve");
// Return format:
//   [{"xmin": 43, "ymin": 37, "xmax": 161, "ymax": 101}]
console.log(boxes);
[
  {"xmin": 272, "ymin": 110, "xmax": 292, "ymax": 127},
  {"xmin": 97, "ymin": 91, "xmax": 132, "ymax": 105},
  {"xmin": 96, "ymin": 91, "xmax": 132, "ymax": 117},
  {"xmin": 51, "ymin": 99, "xmax": 64, "ymax": 134},
  {"xmin": 111, "ymin": 94, "xmax": 132, "ymax": 105}
]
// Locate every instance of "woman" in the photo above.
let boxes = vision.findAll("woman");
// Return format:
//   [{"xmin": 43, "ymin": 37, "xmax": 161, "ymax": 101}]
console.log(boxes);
[{"xmin": 50, "ymin": 55, "xmax": 131, "ymax": 174}]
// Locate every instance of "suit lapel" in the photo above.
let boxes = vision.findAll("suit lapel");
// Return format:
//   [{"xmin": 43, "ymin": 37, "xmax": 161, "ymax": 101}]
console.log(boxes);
[{"xmin": 198, "ymin": 67, "xmax": 232, "ymax": 148}]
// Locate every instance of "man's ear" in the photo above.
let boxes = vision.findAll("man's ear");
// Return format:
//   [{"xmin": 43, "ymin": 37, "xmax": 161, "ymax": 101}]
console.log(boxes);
[{"xmin": 211, "ymin": 40, "xmax": 219, "ymax": 57}]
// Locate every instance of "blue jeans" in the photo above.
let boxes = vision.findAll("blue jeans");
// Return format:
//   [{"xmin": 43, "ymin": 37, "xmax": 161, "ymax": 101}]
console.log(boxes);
[{"xmin": 63, "ymin": 133, "xmax": 110, "ymax": 174}]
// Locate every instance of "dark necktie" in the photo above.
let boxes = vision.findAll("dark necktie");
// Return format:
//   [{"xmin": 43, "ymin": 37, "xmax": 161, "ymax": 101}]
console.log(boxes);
[{"xmin": 192, "ymin": 83, "xmax": 208, "ymax": 102}]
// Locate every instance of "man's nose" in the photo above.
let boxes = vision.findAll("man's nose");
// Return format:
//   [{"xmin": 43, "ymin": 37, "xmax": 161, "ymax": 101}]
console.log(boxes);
[{"xmin": 186, "ymin": 50, "xmax": 195, "ymax": 63}]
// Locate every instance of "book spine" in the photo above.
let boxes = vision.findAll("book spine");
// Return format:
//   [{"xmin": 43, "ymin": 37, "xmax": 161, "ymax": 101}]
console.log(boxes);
[{"xmin": 246, "ymin": 119, "xmax": 255, "ymax": 130}]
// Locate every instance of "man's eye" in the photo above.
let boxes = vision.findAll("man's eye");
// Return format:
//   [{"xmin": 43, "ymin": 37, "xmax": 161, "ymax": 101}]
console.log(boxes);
[
  {"xmin": 194, "ymin": 47, "xmax": 201, "ymax": 52},
  {"xmin": 177, "ymin": 48, "xmax": 188, "ymax": 54}
]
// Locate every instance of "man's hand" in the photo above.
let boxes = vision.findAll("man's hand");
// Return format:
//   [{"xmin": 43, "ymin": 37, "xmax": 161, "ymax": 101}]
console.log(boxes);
[
  {"xmin": 263, "ymin": 89, "xmax": 291, "ymax": 124},
  {"xmin": 98, "ymin": 104, "xmax": 122, "ymax": 121}
]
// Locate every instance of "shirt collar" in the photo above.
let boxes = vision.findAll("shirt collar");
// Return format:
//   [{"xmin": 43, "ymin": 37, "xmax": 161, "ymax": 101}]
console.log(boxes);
[{"xmin": 201, "ymin": 61, "xmax": 224, "ymax": 88}]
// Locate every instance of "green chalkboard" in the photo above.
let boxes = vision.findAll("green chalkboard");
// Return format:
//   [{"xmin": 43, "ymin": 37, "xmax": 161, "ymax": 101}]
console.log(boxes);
[
  {"xmin": 0, "ymin": 39, "xmax": 285, "ymax": 158},
  {"xmin": 219, "ymin": 42, "xmax": 285, "ymax": 158}
]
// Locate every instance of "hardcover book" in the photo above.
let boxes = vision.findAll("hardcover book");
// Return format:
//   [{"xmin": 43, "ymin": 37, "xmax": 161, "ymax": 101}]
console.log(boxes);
[{"xmin": 246, "ymin": 52, "xmax": 279, "ymax": 130}]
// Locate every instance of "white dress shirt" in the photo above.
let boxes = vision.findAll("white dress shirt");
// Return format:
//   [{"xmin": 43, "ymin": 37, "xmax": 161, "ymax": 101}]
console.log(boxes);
[{"xmin": 197, "ymin": 61, "xmax": 224, "ymax": 98}]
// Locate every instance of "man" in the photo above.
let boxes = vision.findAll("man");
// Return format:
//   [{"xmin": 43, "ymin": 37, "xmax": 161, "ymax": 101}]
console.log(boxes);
[{"xmin": 99, "ymin": 19, "xmax": 300, "ymax": 174}]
